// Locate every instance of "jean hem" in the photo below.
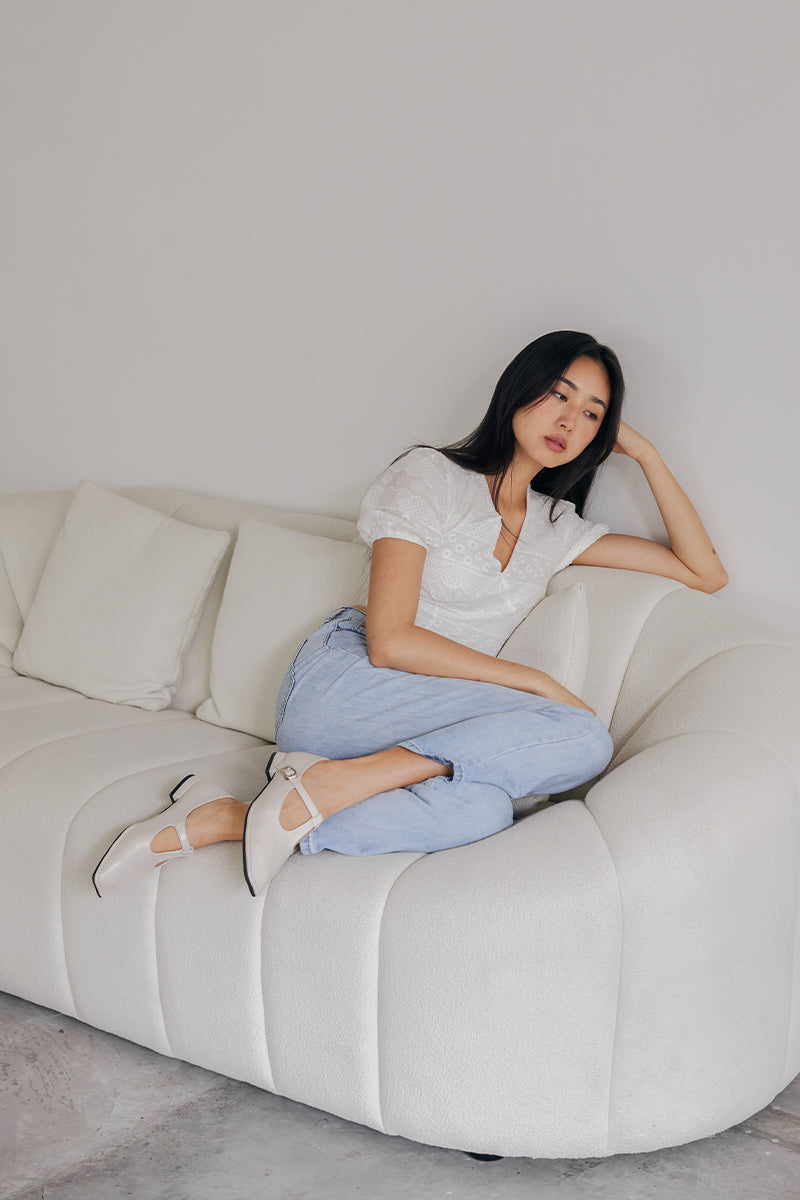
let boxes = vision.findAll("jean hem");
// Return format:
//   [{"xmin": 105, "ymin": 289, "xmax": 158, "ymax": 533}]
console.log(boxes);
[{"xmin": 398, "ymin": 742, "xmax": 463, "ymax": 785}]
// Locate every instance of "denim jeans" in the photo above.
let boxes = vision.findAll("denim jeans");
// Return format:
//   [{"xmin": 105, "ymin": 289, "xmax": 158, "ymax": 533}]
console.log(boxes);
[{"xmin": 274, "ymin": 607, "xmax": 613, "ymax": 856}]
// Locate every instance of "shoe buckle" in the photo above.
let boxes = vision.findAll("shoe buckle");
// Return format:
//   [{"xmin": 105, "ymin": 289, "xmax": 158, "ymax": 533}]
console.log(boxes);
[{"xmin": 280, "ymin": 765, "xmax": 298, "ymax": 780}]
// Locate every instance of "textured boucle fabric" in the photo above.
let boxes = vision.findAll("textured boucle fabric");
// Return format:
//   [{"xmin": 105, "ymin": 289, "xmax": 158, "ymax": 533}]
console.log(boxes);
[{"xmin": 1, "ymin": 486, "xmax": 799, "ymax": 1160}]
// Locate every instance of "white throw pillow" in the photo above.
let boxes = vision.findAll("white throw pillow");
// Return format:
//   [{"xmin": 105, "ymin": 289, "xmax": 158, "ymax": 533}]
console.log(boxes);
[
  {"xmin": 497, "ymin": 582, "xmax": 590, "ymax": 697},
  {"xmin": 13, "ymin": 481, "xmax": 230, "ymax": 710},
  {"xmin": 498, "ymin": 583, "xmax": 590, "ymax": 816},
  {"xmin": 197, "ymin": 519, "xmax": 368, "ymax": 742}
]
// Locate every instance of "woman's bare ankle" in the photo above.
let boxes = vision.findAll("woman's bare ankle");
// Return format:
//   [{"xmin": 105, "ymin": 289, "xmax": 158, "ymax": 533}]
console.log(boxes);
[
  {"xmin": 277, "ymin": 753, "xmax": 451, "ymax": 830},
  {"xmin": 278, "ymin": 760, "xmax": 342, "ymax": 830},
  {"xmin": 150, "ymin": 797, "xmax": 245, "ymax": 853}
]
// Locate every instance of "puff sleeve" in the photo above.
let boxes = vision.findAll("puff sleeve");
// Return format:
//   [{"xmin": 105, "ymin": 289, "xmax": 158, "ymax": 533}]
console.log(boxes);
[
  {"xmin": 550, "ymin": 499, "xmax": 610, "ymax": 574},
  {"xmin": 357, "ymin": 447, "xmax": 454, "ymax": 551}
]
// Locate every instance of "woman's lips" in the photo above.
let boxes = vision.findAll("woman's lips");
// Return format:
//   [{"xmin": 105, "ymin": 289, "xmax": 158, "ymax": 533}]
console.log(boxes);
[{"xmin": 544, "ymin": 437, "xmax": 566, "ymax": 453}]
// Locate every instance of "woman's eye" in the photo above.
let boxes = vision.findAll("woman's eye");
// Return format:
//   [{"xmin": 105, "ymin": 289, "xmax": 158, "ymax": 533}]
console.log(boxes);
[
  {"xmin": 585, "ymin": 410, "xmax": 599, "ymax": 421},
  {"xmin": 553, "ymin": 391, "xmax": 567, "ymax": 401}
]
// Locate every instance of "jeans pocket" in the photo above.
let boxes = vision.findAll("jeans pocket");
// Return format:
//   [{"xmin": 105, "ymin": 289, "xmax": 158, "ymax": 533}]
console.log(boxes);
[
  {"xmin": 323, "ymin": 617, "xmax": 368, "ymax": 658},
  {"xmin": 276, "ymin": 611, "xmax": 367, "ymax": 735}
]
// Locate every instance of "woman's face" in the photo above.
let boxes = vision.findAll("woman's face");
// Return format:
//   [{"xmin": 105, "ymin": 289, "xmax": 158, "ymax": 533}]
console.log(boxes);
[{"xmin": 511, "ymin": 355, "xmax": 610, "ymax": 476}]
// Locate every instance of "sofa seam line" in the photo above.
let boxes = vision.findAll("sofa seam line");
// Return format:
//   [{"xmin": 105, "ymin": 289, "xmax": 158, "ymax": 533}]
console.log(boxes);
[
  {"xmin": 375, "ymin": 851, "xmax": 427, "ymax": 1134},
  {"xmin": 259, "ymin": 892, "xmax": 277, "ymax": 1094},
  {"xmin": 0, "ymin": 711, "xmax": 193, "ymax": 779},
  {"xmin": 606, "ymin": 696, "xmax": 800, "ymax": 777},
  {"xmin": 153, "ymin": 873, "xmax": 173, "ymax": 1056},
  {"xmin": 64, "ymin": 737, "xmax": 267, "ymax": 1052},
  {"xmin": 611, "ymin": 637, "xmax": 800, "ymax": 762},
  {"xmin": 58, "ymin": 712, "xmax": 196, "ymax": 1040},
  {"xmin": 582, "ymin": 796, "xmax": 625, "ymax": 1156},
  {"xmin": 0, "ymin": 691, "xmax": 89, "ymax": 716},
  {"xmin": 63, "ymin": 761, "xmax": 166, "ymax": 1026},
  {"xmin": 604, "ymin": 585, "xmax": 684, "ymax": 733}
]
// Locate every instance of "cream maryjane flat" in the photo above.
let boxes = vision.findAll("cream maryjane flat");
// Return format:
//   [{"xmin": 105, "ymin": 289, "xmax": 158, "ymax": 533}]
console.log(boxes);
[
  {"xmin": 92, "ymin": 775, "xmax": 231, "ymax": 898},
  {"xmin": 242, "ymin": 751, "xmax": 326, "ymax": 897}
]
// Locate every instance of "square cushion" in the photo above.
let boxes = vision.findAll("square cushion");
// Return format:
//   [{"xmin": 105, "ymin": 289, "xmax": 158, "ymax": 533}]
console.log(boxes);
[
  {"xmin": 497, "ymin": 582, "xmax": 589, "ymax": 698},
  {"xmin": 197, "ymin": 519, "xmax": 368, "ymax": 742},
  {"xmin": 13, "ymin": 481, "xmax": 229, "ymax": 710}
]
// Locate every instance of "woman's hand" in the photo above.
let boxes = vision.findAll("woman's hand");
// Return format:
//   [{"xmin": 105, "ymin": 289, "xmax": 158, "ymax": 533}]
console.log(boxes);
[
  {"xmin": 366, "ymin": 538, "xmax": 604, "ymax": 699},
  {"xmin": 574, "ymin": 418, "xmax": 728, "ymax": 593},
  {"xmin": 612, "ymin": 419, "xmax": 654, "ymax": 462}
]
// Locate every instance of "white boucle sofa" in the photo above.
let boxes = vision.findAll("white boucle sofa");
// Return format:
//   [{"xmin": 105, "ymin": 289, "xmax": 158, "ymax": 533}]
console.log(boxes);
[{"xmin": 1, "ymin": 482, "xmax": 799, "ymax": 1160}]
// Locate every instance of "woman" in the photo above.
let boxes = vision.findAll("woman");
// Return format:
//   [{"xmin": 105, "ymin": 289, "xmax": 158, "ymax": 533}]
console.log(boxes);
[{"xmin": 93, "ymin": 330, "xmax": 727, "ymax": 898}]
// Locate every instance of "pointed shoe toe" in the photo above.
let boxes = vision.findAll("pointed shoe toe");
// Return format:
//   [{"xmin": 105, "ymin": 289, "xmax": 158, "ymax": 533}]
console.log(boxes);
[
  {"xmin": 92, "ymin": 774, "xmax": 233, "ymax": 898},
  {"xmin": 243, "ymin": 752, "xmax": 327, "ymax": 897}
]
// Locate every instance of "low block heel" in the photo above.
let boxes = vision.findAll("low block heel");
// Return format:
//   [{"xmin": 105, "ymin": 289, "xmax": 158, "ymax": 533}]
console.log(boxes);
[
  {"xmin": 169, "ymin": 774, "xmax": 196, "ymax": 802},
  {"xmin": 265, "ymin": 751, "xmax": 287, "ymax": 782},
  {"xmin": 243, "ymin": 752, "xmax": 326, "ymax": 896}
]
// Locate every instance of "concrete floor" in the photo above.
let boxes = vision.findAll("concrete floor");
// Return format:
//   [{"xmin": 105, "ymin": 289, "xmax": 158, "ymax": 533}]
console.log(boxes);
[{"xmin": 2, "ymin": 991, "xmax": 799, "ymax": 1200}]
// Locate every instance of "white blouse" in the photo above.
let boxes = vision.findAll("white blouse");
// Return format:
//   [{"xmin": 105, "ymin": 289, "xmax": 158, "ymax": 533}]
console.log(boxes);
[{"xmin": 357, "ymin": 447, "xmax": 609, "ymax": 656}]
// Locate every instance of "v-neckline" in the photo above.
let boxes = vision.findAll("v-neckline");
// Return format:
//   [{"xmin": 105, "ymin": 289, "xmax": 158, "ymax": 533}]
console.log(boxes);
[{"xmin": 483, "ymin": 476, "xmax": 530, "ymax": 575}]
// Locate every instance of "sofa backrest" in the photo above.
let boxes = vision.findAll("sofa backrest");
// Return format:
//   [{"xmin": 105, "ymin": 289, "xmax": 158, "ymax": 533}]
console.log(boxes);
[{"xmin": 3, "ymin": 488, "xmax": 797, "ymax": 774}]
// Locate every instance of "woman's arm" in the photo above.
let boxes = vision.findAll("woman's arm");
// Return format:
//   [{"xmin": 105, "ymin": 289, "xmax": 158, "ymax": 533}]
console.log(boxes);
[
  {"xmin": 365, "ymin": 537, "xmax": 595, "ymax": 711},
  {"xmin": 572, "ymin": 421, "xmax": 728, "ymax": 593}
]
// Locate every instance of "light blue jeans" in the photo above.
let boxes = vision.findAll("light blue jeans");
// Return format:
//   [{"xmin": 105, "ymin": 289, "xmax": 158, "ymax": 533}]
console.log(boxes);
[{"xmin": 274, "ymin": 607, "xmax": 613, "ymax": 856}]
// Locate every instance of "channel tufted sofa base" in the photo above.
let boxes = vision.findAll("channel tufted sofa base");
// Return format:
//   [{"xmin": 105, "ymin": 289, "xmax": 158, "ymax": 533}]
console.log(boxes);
[{"xmin": 0, "ymin": 485, "xmax": 798, "ymax": 1159}]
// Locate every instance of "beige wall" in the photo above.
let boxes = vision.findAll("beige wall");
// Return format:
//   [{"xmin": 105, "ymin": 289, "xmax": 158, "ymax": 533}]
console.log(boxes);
[{"xmin": 1, "ymin": 1, "xmax": 798, "ymax": 636}]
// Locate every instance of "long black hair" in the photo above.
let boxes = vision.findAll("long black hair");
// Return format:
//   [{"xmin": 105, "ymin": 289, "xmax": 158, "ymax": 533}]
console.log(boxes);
[{"xmin": 432, "ymin": 330, "xmax": 624, "ymax": 519}]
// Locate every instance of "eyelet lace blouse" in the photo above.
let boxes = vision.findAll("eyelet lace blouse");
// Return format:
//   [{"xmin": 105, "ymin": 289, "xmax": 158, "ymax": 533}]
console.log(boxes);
[{"xmin": 357, "ymin": 446, "xmax": 609, "ymax": 656}]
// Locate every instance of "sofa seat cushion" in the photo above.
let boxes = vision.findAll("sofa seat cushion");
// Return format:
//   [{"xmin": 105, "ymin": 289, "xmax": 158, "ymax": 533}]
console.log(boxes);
[
  {"xmin": 0, "ymin": 672, "xmax": 79, "ymax": 701},
  {"xmin": 13, "ymin": 482, "xmax": 230, "ymax": 710},
  {"xmin": 0, "ymin": 680, "xmax": 187, "ymax": 774}
]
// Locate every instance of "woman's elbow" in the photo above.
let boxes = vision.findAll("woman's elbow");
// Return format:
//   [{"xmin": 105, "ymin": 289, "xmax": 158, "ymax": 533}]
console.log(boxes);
[
  {"xmin": 366, "ymin": 623, "xmax": 417, "ymax": 669},
  {"xmin": 697, "ymin": 564, "xmax": 729, "ymax": 593},
  {"xmin": 366, "ymin": 630, "xmax": 402, "ymax": 669},
  {"xmin": 367, "ymin": 639, "xmax": 392, "ymax": 669}
]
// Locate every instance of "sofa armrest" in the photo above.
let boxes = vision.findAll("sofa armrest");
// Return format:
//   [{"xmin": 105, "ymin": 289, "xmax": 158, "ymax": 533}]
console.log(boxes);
[{"xmin": 586, "ymin": 730, "xmax": 800, "ymax": 1150}]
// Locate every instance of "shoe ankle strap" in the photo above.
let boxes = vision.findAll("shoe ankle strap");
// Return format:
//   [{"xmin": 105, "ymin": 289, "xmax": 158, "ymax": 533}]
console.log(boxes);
[
  {"xmin": 278, "ymin": 764, "xmax": 322, "ymax": 823},
  {"xmin": 175, "ymin": 823, "xmax": 193, "ymax": 852}
]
